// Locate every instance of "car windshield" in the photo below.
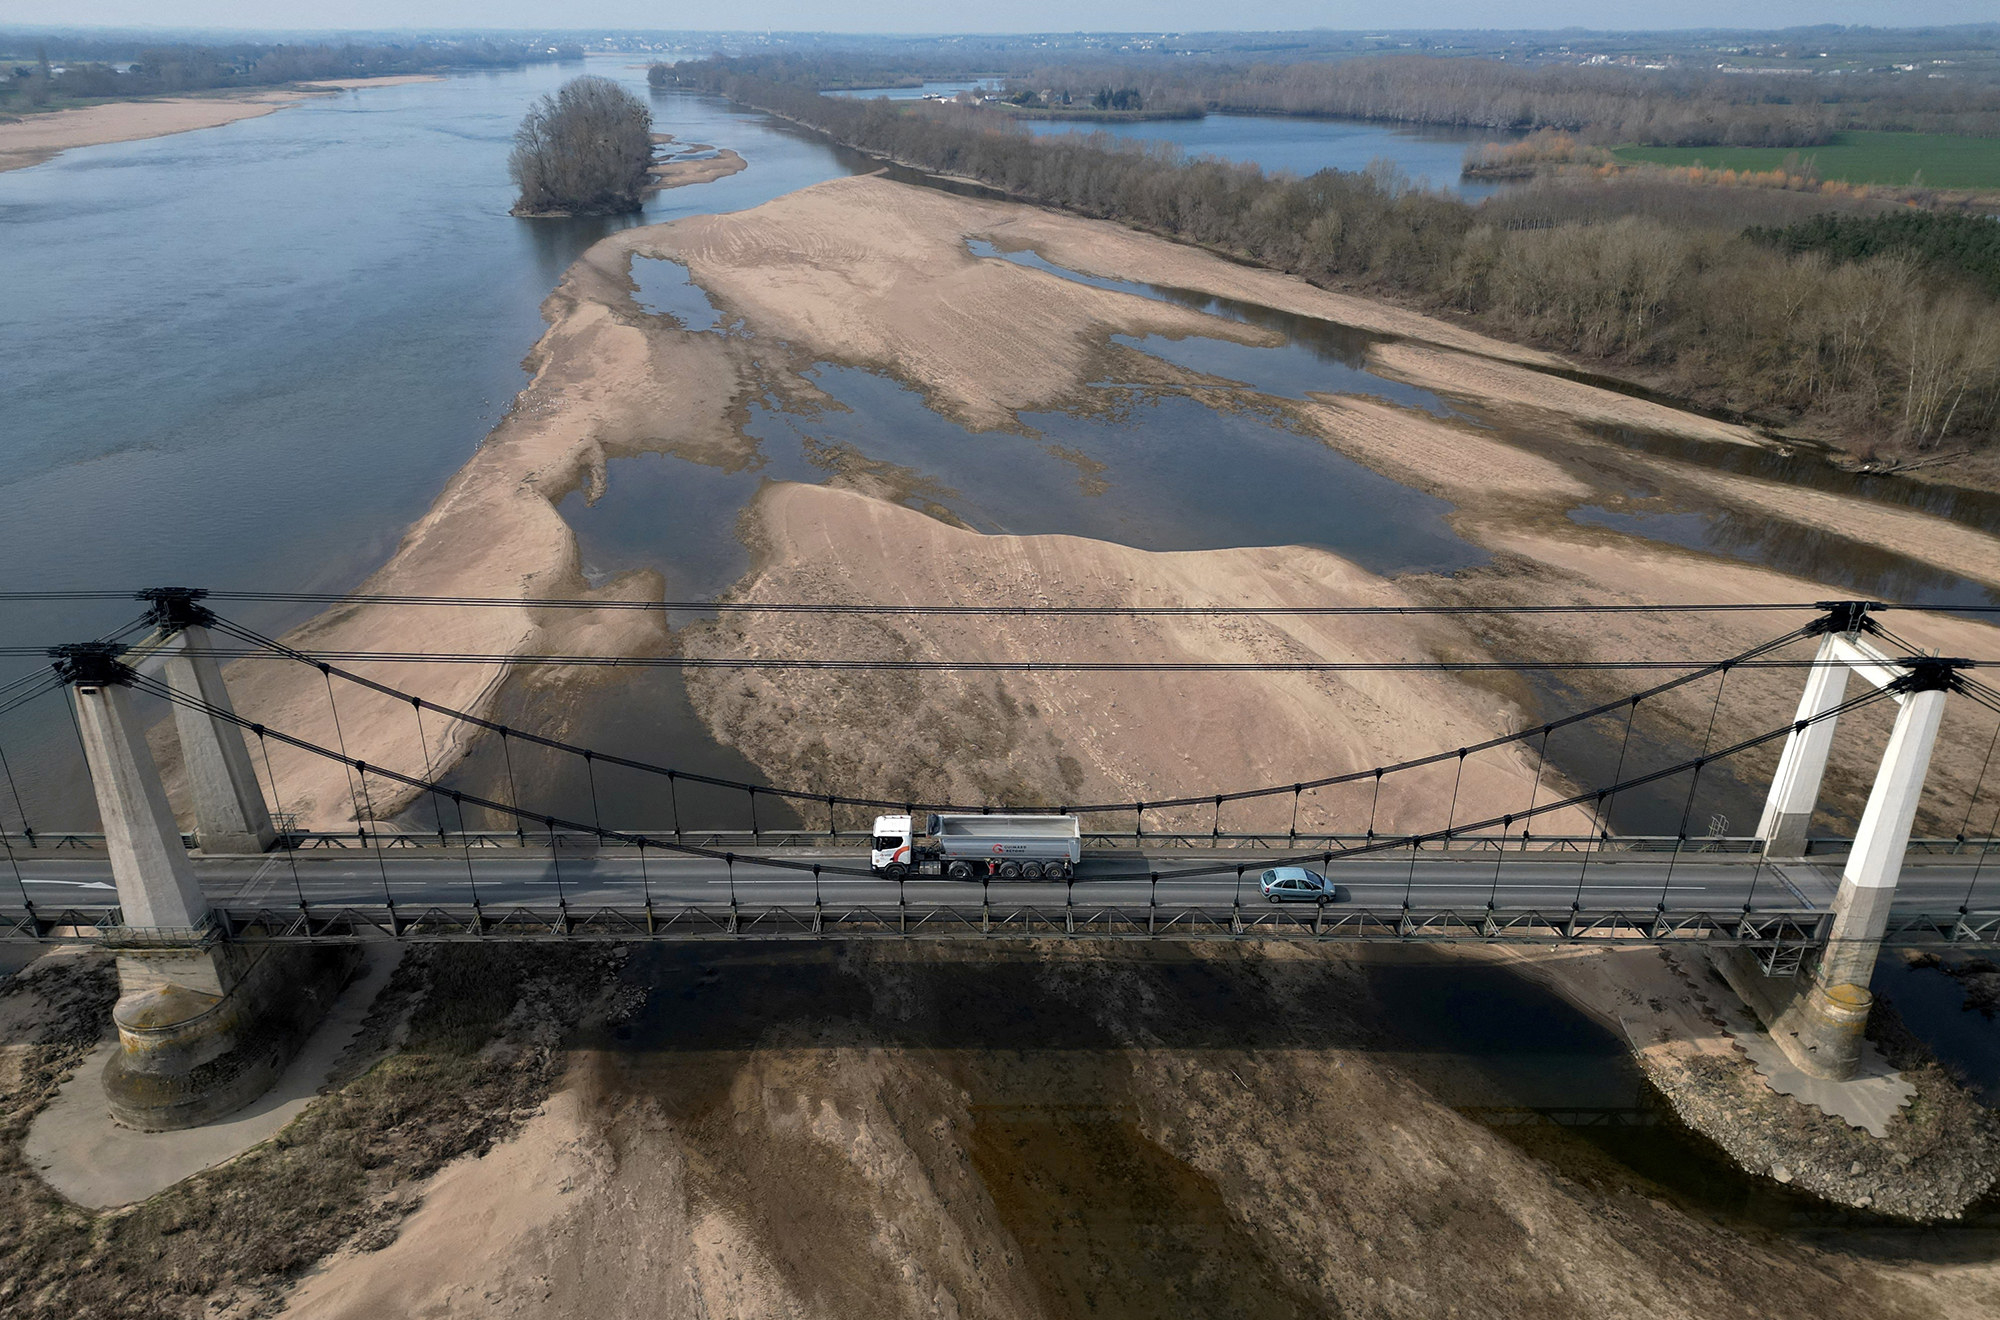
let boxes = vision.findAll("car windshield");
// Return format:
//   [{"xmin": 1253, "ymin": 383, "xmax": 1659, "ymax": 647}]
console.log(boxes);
[{"xmin": 1261, "ymin": 870, "xmax": 1277, "ymax": 883}]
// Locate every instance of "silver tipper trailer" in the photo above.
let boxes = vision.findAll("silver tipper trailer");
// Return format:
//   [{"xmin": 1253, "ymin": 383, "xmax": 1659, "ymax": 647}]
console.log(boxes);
[{"xmin": 870, "ymin": 812, "xmax": 1081, "ymax": 879}]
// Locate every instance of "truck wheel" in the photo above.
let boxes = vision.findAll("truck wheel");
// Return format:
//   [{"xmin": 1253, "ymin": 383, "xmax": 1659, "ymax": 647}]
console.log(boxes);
[
  {"xmin": 946, "ymin": 860, "xmax": 974, "ymax": 881},
  {"xmin": 886, "ymin": 862, "xmax": 908, "ymax": 879},
  {"xmin": 998, "ymin": 860, "xmax": 1022, "ymax": 879},
  {"xmin": 1049, "ymin": 861, "xmax": 1072, "ymax": 880},
  {"xmin": 1021, "ymin": 861, "xmax": 1044, "ymax": 880}
]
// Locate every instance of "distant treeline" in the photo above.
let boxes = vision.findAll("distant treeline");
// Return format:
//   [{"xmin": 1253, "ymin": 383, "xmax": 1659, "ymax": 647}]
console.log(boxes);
[
  {"xmin": 0, "ymin": 37, "xmax": 578, "ymax": 109},
  {"xmin": 1748, "ymin": 211, "xmax": 2000, "ymax": 299},
  {"xmin": 662, "ymin": 57, "xmax": 2000, "ymax": 453},
  {"xmin": 1029, "ymin": 56, "xmax": 2000, "ymax": 145},
  {"xmin": 675, "ymin": 51, "xmax": 2000, "ymax": 147}
]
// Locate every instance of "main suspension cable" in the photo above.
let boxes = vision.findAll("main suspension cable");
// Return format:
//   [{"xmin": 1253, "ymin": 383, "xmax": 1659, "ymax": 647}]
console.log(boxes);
[
  {"xmin": 206, "ymin": 611, "xmax": 1818, "ymax": 817},
  {"xmin": 123, "ymin": 666, "xmax": 1888, "ymax": 887}
]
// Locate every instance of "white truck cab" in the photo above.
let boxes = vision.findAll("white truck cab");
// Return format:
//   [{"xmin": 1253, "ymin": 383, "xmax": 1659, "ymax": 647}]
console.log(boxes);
[{"xmin": 870, "ymin": 814, "xmax": 916, "ymax": 874}]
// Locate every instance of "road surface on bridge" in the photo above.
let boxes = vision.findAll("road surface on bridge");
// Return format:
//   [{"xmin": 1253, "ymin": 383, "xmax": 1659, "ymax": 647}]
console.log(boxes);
[{"xmin": 9, "ymin": 851, "xmax": 1995, "ymax": 917}]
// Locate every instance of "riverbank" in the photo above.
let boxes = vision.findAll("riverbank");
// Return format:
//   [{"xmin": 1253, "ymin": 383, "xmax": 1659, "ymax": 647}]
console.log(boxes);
[{"xmin": 0, "ymin": 77, "xmax": 443, "ymax": 174}]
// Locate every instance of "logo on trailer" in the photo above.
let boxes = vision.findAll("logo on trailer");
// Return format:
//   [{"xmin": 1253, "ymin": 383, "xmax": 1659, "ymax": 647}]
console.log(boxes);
[{"xmin": 991, "ymin": 844, "xmax": 1005, "ymax": 854}]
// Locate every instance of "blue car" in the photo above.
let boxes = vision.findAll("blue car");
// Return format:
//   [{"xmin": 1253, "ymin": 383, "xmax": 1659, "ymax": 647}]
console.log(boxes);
[{"xmin": 1260, "ymin": 866, "xmax": 1338, "ymax": 902}]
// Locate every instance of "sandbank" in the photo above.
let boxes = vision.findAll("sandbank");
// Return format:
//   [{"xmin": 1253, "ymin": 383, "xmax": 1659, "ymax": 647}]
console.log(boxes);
[
  {"xmin": 975, "ymin": 204, "xmax": 1565, "ymax": 368},
  {"xmin": 621, "ymin": 174, "xmax": 1276, "ymax": 430},
  {"xmin": 1420, "ymin": 522, "xmax": 2000, "ymax": 832},
  {"xmin": 685, "ymin": 482, "xmax": 1592, "ymax": 838},
  {"xmin": 1368, "ymin": 339, "xmax": 1771, "ymax": 448},
  {"xmin": 0, "ymin": 91, "xmax": 308, "ymax": 172},
  {"xmin": 646, "ymin": 146, "xmax": 746, "ymax": 192},
  {"xmin": 181, "ymin": 238, "xmax": 752, "ymax": 826},
  {"xmin": 1644, "ymin": 460, "xmax": 2000, "ymax": 594},
  {"xmin": 269, "ymin": 940, "xmax": 2000, "ymax": 1317},
  {"xmin": 295, "ymin": 75, "xmax": 444, "ymax": 91},
  {"xmin": 221, "ymin": 173, "xmax": 2000, "ymax": 835},
  {"xmin": 0, "ymin": 76, "xmax": 443, "ymax": 174},
  {"xmin": 1297, "ymin": 394, "xmax": 1591, "ymax": 504}
]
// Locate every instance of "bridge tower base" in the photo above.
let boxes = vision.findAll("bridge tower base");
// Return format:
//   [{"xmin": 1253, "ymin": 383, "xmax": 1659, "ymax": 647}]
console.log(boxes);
[
  {"xmin": 104, "ymin": 942, "xmax": 359, "ymax": 1130},
  {"xmin": 57, "ymin": 641, "xmax": 350, "ymax": 1131},
  {"xmin": 1734, "ymin": 668, "xmax": 1953, "ymax": 1081}
]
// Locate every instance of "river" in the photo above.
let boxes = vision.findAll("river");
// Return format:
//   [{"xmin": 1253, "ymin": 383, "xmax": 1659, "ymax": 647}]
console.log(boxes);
[
  {"xmin": 826, "ymin": 85, "xmax": 1523, "ymax": 199},
  {"xmin": 3, "ymin": 59, "xmax": 1998, "ymax": 1235},
  {"xmin": 0, "ymin": 56, "xmax": 866, "ymax": 824}
]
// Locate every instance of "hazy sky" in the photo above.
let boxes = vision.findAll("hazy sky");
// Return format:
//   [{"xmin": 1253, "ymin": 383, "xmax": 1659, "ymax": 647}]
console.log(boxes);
[{"xmin": 0, "ymin": 1, "xmax": 1987, "ymax": 34}]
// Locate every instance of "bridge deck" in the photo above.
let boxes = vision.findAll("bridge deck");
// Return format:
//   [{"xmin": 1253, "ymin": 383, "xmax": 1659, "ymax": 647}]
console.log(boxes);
[{"xmin": 4, "ymin": 843, "xmax": 1996, "ymax": 954}]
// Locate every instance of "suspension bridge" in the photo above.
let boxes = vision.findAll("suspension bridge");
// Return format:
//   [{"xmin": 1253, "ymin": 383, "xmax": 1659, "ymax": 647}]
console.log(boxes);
[{"xmin": 2, "ymin": 587, "xmax": 1998, "ymax": 1122}]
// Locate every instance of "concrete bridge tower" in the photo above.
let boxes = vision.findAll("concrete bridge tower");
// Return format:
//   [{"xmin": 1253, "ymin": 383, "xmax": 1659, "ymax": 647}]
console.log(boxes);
[
  {"xmin": 1726, "ymin": 604, "xmax": 1962, "ymax": 1080},
  {"xmin": 53, "ymin": 629, "xmax": 353, "ymax": 1130}
]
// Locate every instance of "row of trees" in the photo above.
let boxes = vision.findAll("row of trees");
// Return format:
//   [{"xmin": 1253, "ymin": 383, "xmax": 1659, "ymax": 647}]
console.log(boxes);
[
  {"xmin": 666, "ymin": 50, "xmax": 2000, "ymax": 147},
  {"xmin": 1025, "ymin": 56, "xmax": 1850, "ymax": 147},
  {"xmin": 1026, "ymin": 54, "xmax": 2000, "ymax": 143},
  {"xmin": 662, "ymin": 58, "xmax": 2000, "ymax": 451},
  {"xmin": 1748, "ymin": 211, "xmax": 2000, "ymax": 299},
  {"xmin": 1, "ymin": 38, "xmax": 575, "ymax": 110}
]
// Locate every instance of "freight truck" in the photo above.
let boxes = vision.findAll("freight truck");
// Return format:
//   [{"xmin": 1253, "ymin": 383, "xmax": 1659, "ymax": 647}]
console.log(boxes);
[{"xmin": 870, "ymin": 812, "xmax": 1082, "ymax": 880}]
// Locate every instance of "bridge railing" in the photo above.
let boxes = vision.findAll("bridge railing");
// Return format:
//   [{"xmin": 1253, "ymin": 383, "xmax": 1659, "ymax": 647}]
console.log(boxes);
[
  {"xmin": 13, "ymin": 897, "xmax": 2000, "ymax": 955},
  {"xmin": 0, "ymin": 897, "xmax": 1882, "ymax": 954},
  {"xmin": 1, "ymin": 900, "xmax": 1833, "ymax": 947}
]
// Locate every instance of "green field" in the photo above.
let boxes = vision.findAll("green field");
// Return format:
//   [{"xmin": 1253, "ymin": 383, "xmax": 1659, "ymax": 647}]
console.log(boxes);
[{"xmin": 1613, "ymin": 131, "xmax": 2000, "ymax": 191}]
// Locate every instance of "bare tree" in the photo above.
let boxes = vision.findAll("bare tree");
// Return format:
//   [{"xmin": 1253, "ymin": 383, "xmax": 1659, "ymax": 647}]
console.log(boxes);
[{"xmin": 509, "ymin": 76, "xmax": 653, "ymax": 217}]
